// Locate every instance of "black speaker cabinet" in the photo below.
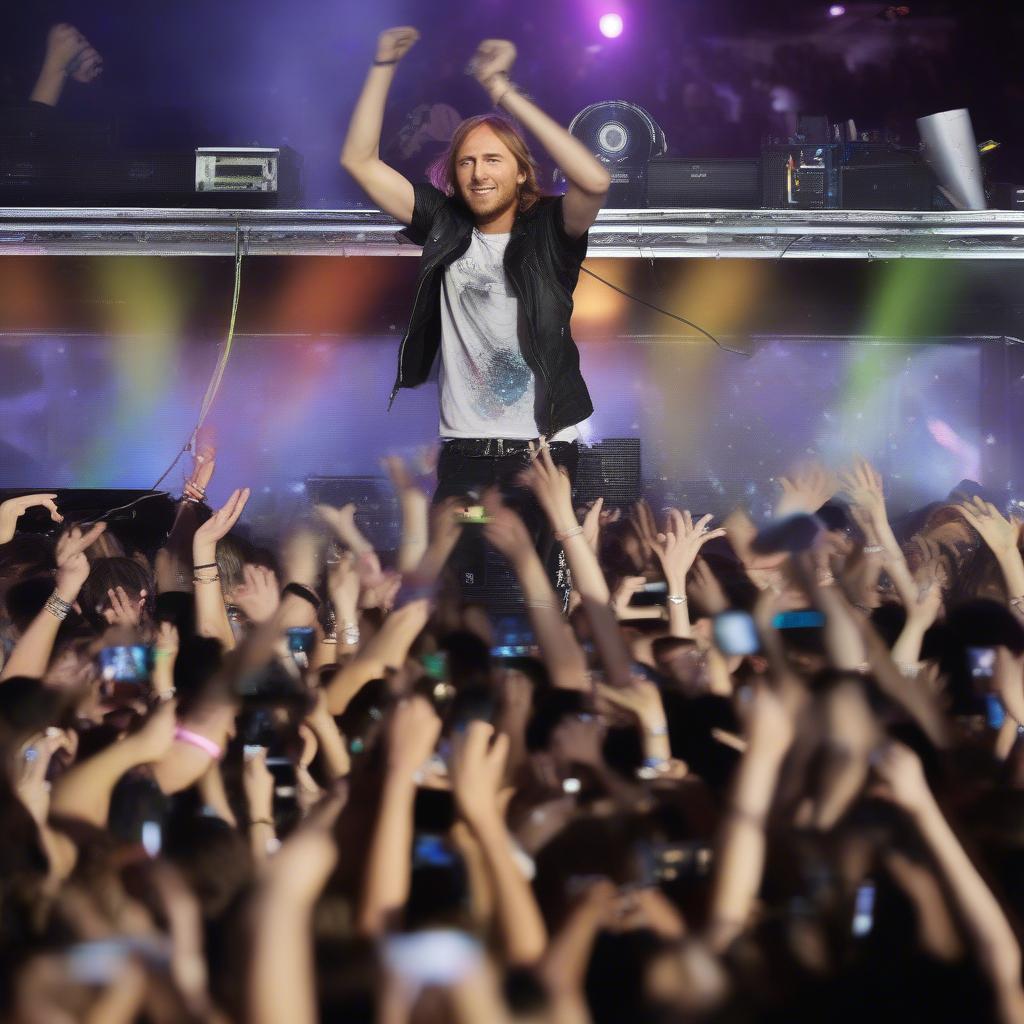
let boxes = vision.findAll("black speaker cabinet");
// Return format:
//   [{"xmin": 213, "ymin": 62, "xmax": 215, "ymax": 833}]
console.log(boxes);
[
  {"xmin": 840, "ymin": 143, "xmax": 936, "ymax": 210},
  {"xmin": 645, "ymin": 158, "xmax": 761, "ymax": 209}
]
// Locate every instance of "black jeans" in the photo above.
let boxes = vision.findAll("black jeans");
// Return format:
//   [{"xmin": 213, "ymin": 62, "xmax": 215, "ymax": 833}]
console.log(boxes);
[{"xmin": 433, "ymin": 440, "xmax": 580, "ymax": 611}]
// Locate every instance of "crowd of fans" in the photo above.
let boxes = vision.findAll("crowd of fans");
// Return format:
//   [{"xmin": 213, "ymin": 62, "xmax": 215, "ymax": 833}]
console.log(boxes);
[{"xmin": 3, "ymin": 439, "xmax": 1024, "ymax": 1023}]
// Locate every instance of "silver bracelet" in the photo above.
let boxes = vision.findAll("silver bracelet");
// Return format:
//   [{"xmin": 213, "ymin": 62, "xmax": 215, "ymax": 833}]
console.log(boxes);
[
  {"xmin": 554, "ymin": 525, "xmax": 584, "ymax": 542},
  {"xmin": 44, "ymin": 592, "xmax": 71, "ymax": 620},
  {"xmin": 667, "ymin": 594, "xmax": 687, "ymax": 605},
  {"xmin": 340, "ymin": 623, "xmax": 360, "ymax": 645}
]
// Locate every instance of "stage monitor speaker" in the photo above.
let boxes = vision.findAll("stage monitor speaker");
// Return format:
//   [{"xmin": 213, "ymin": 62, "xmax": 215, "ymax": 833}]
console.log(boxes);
[
  {"xmin": 0, "ymin": 146, "xmax": 301, "ymax": 208},
  {"xmin": 761, "ymin": 144, "xmax": 841, "ymax": 209},
  {"xmin": 575, "ymin": 438, "xmax": 642, "ymax": 509},
  {"xmin": 604, "ymin": 164, "xmax": 649, "ymax": 208},
  {"xmin": 840, "ymin": 143, "xmax": 936, "ymax": 210},
  {"xmin": 645, "ymin": 158, "xmax": 761, "ymax": 209},
  {"xmin": 305, "ymin": 477, "xmax": 399, "ymax": 552}
]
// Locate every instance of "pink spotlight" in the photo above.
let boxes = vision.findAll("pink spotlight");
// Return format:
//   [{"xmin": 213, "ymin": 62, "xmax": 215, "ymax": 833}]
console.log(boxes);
[
  {"xmin": 828, "ymin": 3, "xmax": 846, "ymax": 15},
  {"xmin": 599, "ymin": 12, "xmax": 624, "ymax": 38}
]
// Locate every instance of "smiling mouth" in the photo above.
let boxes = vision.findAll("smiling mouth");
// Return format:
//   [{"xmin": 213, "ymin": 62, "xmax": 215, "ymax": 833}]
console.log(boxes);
[{"xmin": 470, "ymin": 187, "xmax": 495, "ymax": 195}]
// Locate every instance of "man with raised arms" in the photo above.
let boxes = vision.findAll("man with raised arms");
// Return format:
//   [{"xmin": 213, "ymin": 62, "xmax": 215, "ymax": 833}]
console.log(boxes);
[{"xmin": 340, "ymin": 28, "xmax": 610, "ymax": 605}]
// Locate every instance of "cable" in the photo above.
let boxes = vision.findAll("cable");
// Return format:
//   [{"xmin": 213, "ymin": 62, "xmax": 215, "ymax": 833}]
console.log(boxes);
[
  {"xmin": 580, "ymin": 264, "xmax": 750, "ymax": 357},
  {"xmin": 79, "ymin": 229, "xmax": 246, "ymax": 526},
  {"xmin": 777, "ymin": 232, "xmax": 809, "ymax": 260},
  {"xmin": 152, "ymin": 227, "xmax": 245, "ymax": 492}
]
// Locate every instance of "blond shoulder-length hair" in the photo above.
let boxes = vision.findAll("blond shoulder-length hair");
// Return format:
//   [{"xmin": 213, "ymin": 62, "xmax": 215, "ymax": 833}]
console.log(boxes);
[{"xmin": 428, "ymin": 114, "xmax": 545, "ymax": 212}]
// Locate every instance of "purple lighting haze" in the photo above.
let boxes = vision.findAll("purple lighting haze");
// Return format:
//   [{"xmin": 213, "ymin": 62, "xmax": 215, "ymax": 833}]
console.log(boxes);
[
  {"xmin": 599, "ymin": 12, "xmax": 624, "ymax": 38},
  {"xmin": 828, "ymin": 4, "xmax": 846, "ymax": 15}
]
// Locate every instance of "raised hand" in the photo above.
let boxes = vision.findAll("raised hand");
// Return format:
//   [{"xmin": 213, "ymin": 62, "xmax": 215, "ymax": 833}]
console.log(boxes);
[
  {"xmin": 375, "ymin": 26, "xmax": 420, "ymax": 64},
  {"xmin": 652, "ymin": 509, "xmax": 726, "ymax": 587},
  {"xmin": 234, "ymin": 565, "xmax": 280, "ymax": 624},
  {"xmin": 0, "ymin": 492, "xmax": 63, "ymax": 543},
  {"xmin": 359, "ymin": 570, "xmax": 401, "ymax": 612},
  {"xmin": 688, "ymin": 557, "xmax": 730, "ymax": 615},
  {"xmin": 955, "ymin": 496, "xmax": 1021, "ymax": 558},
  {"xmin": 872, "ymin": 741, "xmax": 933, "ymax": 811},
  {"xmin": 259, "ymin": 793, "xmax": 344, "ymax": 904},
  {"xmin": 54, "ymin": 522, "xmax": 107, "ymax": 600},
  {"xmin": 450, "ymin": 720, "xmax": 511, "ymax": 827},
  {"xmin": 194, "ymin": 488, "xmax": 250, "ymax": 549},
  {"xmin": 327, "ymin": 552, "xmax": 359, "ymax": 618},
  {"xmin": 103, "ymin": 585, "xmax": 147, "ymax": 627},
  {"xmin": 314, "ymin": 503, "xmax": 373, "ymax": 556},
  {"xmin": 596, "ymin": 679, "xmax": 668, "ymax": 735},
  {"xmin": 630, "ymin": 499, "xmax": 660, "ymax": 565},
  {"xmin": 837, "ymin": 456, "xmax": 886, "ymax": 521},
  {"xmin": 776, "ymin": 462, "xmax": 838, "ymax": 518},
  {"xmin": 427, "ymin": 495, "xmax": 465, "ymax": 552},
  {"xmin": 242, "ymin": 746, "xmax": 275, "ymax": 822},
  {"xmin": 468, "ymin": 38, "xmax": 517, "ymax": 99},
  {"xmin": 155, "ymin": 620, "xmax": 179, "ymax": 663},
  {"xmin": 902, "ymin": 538, "xmax": 945, "ymax": 624},
  {"xmin": 386, "ymin": 696, "xmax": 442, "ymax": 779},
  {"xmin": 183, "ymin": 440, "xmax": 216, "ymax": 503},
  {"xmin": 44, "ymin": 24, "xmax": 103, "ymax": 82},
  {"xmin": 482, "ymin": 493, "xmax": 533, "ymax": 563},
  {"xmin": 127, "ymin": 699, "xmax": 179, "ymax": 765},
  {"xmin": 382, "ymin": 454, "xmax": 417, "ymax": 496},
  {"xmin": 14, "ymin": 730, "xmax": 66, "ymax": 823},
  {"xmin": 611, "ymin": 575, "xmax": 646, "ymax": 617},
  {"xmin": 153, "ymin": 621, "xmax": 179, "ymax": 699},
  {"xmin": 519, "ymin": 439, "xmax": 575, "ymax": 532}
]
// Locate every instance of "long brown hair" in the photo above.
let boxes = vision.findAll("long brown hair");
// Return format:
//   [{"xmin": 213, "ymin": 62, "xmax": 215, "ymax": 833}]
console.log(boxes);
[{"xmin": 428, "ymin": 114, "xmax": 545, "ymax": 212}]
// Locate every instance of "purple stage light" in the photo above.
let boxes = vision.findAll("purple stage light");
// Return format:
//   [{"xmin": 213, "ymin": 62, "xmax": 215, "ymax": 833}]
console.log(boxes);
[
  {"xmin": 599, "ymin": 12, "xmax": 624, "ymax": 38},
  {"xmin": 828, "ymin": 4, "xmax": 846, "ymax": 15}
]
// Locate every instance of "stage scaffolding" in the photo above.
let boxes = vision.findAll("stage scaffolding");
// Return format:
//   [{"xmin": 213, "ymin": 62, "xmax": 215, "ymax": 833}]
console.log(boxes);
[{"xmin": 2, "ymin": 206, "xmax": 1024, "ymax": 260}]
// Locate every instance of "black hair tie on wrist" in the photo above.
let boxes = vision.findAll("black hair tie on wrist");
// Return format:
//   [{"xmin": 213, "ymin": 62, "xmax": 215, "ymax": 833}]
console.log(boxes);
[
  {"xmin": 373, "ymin": 59, "xmax": 399, "ymax": 66},
  {"xmin": 282, "ymin": 582, "xmax": 321, "ymax": 610}
]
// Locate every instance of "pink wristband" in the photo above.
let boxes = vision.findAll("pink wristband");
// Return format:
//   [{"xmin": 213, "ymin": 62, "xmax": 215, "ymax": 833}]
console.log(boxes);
[{"xmin": 173, "ymin": 725, "xmax": 222, "ymax": 761}]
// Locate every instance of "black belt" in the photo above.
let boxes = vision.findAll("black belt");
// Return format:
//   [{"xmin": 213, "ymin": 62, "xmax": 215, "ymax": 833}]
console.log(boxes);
[{"xmin": 442, "ymin": 437, "xmax": 577, "ymax": 458}]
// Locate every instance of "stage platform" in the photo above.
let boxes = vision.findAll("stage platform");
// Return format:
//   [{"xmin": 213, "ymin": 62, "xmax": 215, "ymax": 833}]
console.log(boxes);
[{"xmin": 2, "ymin": 206, "xmax": 1024, "ymax": 260}]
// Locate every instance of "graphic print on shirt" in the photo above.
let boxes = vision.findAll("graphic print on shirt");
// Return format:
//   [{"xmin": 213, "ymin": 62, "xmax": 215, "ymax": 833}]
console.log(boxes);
[{"xmin": 439, "ymin": 231, "xmax": 538, "ymax": 436}]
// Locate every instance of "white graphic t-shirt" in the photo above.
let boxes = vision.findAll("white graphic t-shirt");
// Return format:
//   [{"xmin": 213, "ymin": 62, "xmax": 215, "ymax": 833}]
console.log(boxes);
[{"xmin": 438, "ymin": 227, "xmax": 578, "ymax": 441}]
